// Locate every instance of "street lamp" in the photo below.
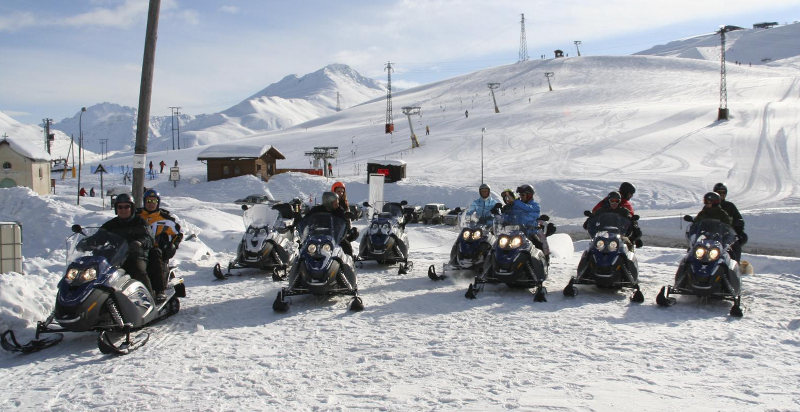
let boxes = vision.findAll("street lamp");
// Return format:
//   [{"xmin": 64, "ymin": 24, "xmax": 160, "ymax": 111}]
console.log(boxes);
[{"xmin": 77, "ymin": 107, "xmax": 86, "ymax": 205}]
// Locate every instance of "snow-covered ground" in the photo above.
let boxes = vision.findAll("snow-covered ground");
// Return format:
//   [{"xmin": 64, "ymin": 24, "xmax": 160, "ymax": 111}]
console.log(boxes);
[{"xmin": 2, "ymin": 24, "xmax": 800, "ymax": 409}]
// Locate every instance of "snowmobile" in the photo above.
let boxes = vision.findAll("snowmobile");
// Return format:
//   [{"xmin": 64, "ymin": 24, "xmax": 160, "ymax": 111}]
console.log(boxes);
[
  {"xmin": 1, "ymin": 225, "xmax": 185, "ymax": 355},
  {"xmin": 213, "ymin": 202, "xmax": 299, "ymax": 281},
  {"xmin": 428, "ymin": 209, "xmax": 495, "ymax": 281},
  {"xmin": 656, "ymin": 216, "xmax": 743, "ymax": 317},
  {"xmin": 465, "ymin": 213, "xmax": 550, "ymax": 302},
  {"xmin": 356, "ymin": 201, "xmax": 412, "ymax": 275},
  {"xmin": 563, "ymin": 211, "xmax": 644, "ymax": 302},
  {"xmin": 272, "ymin": 211, "xmax": 363, "ymax": 312}
]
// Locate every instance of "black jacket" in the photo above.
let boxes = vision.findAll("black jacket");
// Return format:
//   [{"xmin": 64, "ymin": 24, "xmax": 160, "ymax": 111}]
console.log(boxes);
[
  {"xmin": 720, "ymin": 200, "xmax": 744, "ymax": 230},
  {"xmin": 100, "ymin": 215, "xmax": 154, "ymax": 259}
]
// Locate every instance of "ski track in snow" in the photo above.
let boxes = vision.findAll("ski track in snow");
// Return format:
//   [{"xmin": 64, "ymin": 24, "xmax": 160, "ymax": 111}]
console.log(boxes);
[{"xmin": 2, "ymin": 223, "xmax": 800, "ymax": 410}]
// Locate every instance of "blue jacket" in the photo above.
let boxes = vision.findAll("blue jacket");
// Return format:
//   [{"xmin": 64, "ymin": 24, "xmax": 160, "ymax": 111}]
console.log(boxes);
[
  {"xmin": 506, "ymin": 198, "xmax": 541, "ymax": 228},
  {"xmin": 466, "ymin": 196, "xmax": 499, "ymax": 223}
]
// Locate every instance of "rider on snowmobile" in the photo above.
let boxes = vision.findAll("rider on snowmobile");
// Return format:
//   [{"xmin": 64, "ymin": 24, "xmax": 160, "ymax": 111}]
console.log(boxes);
[
  {"xmin": 99, "ymin": 193, "xmax": 156, "ymax": 296},
  {"xmin": 137, "ymin": 189, "xmax": 183, "ymax": 301},
  {"xmin": 694, "ymin": 192, "xmax": 733, "ymax": 225},
  {"xmin": 592, "ymin": 191, "xmax": 634, "ymax": 249},
  {"xmin": 590, "ymin": 182, "xmax": 642, "ymax": 247},
  {"xmin": 466, "ymin": 183, "xmax": 499, "ymax": 224},
  {"xmin": 305, "ymin": 191, "xmax": 359, "ymax": 256},
  {"xmin": 713, "ymin": 183, "xmax": 746, "ymax": 262}
]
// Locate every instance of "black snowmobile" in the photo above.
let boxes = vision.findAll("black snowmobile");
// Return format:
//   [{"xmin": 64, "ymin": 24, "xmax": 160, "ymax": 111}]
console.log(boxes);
[
  {"xmin": 563, "ymin": 211, "xmax": 644, "ymax": 302},
  {"xmin": 465, "ymin": 213, "xmax": 550, "ymax": 302},
  {"xmin": 656, "ymin": 216, "xmax": 743, "ymax": 317},
  {"xmin": 1, "ymin": 226, "xmax": 185, "ymax": 355},
  {"xmin": 356, "ymin": 201, "xmax": 412, "ymax": 275},
  {"xmin": 428, "ymin": 209, "xmax": 496, "ymax": 281},
  {"xmin": 272, "ymin": 211, "xmax": 363, "ymax": 312},
  {"xmin": 214, "ymin": 202, "xmax": 300, "ymax": 281}
]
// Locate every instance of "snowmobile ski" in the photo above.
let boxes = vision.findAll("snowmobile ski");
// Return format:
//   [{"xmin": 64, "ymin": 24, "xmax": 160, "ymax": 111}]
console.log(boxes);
[
  {"xmin": 0, "ymin": 330, "xmax": 63, "ymax": 354},
  {"xmin": 97, "ymin": 329, "xmax": 150, "ymax": 355}
]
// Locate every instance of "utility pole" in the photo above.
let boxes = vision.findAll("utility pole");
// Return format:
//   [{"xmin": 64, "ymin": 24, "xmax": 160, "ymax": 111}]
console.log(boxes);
[
  {"xmin": 132, "ymin": 0, "xmax": 161, "ymax": 207},
  {"xmin": 169, "ymin": 106, "xmax": 180, "ymax": 150},
  {"xmin": 574, "ymin": 40, "xmax": 582, "ymax": 57},
  {"xmin": 487, "ymin": 83, "xmax": 500, "ymax": 113},
  {"xmin": 99, "ymin": 138, "xmax": 108, "ymax": 160},
  {"xmin": 401, "ymin": 106, "xmax": 421, "ymax": 148},
  {"xmin": 518, "ymin": 14, "xmax": 529, "ymax": 62},
  {"xmin": 384, "ymin": 62, "xmax": 394, "ymax": 134},
  {"xmin": 42, "ymin": 118, "xmax": 53, "ymax": 154},
  {"xmin": 336, "ymin": 92, "xmax": 341, "ymax": 112},
  {"xmin": 545, "ymin": 72, "xmax": 554, "ymax": 91}
]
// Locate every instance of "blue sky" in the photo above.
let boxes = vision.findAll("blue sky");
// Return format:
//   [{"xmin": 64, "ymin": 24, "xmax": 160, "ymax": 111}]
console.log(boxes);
[{"xmin": 1, "ymin": 0, "xmax": 798, "ymax": 125}]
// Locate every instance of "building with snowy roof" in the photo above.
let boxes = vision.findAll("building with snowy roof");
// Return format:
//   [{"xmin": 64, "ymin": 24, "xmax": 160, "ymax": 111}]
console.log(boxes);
[
  {"xmin": 0, "ymin": 134, "xmax": 52, "ymax": 195},
  {"xmin": 196, "ymin": 143, "xmax": 285, "ymax": 182}
]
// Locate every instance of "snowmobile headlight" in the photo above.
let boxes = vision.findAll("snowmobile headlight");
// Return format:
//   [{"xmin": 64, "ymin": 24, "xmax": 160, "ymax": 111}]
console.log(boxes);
[
  {"xmin": 462, "ymin": 230, "xmax": 472, "ymax": 240},
  {"xmin": 321, "ymin": 243, "xmax": 333, "ymax": 254},
  {"xmin": 595, "ymin": 239, "xmax": 605, "ymax": 250},
  {"xmin": 369, "ymin": 223, "xmax": 380, "ymax": 234},
  {"xmin": 509, "ymin": 236, "xmax": 523, "ymax": 249},
  {"xmin": 608, "ymin": 241, "xmax": 618, "ymax": 252},
  {"xmin": 65, "ymin": 268, "xmax": 80, "ymax": 282},
  {"xmin": 80, "ymin": 267, "xmax": 97, "ymax": 282},
  {"xmin": 307, "ymin": 243, "xmax": 318, "ymax": 254},
  {"xmin": 471, "ymin": 230, "xmax": 483, "ymax": 240},
  {"xmin": 247, "ymin": 228, "xmax": 256, "ymax": 235},
  {"xmin": 258, "ymin": 228, "xmax": 267, "ymax": 236},
  {"xmin": 694, "ymin": 247, "xmax": 706, "ymax": 259},
  {"xmin": 498, "ymin": 236, "xmax": 509, "ymax": 248},
  {"xmin": 381, "ymin": 223, "xmax": 391, "ymax": 234},
  {"xmin": 708, "ymin": 248, "xmax": 720, "ymax": 261}
]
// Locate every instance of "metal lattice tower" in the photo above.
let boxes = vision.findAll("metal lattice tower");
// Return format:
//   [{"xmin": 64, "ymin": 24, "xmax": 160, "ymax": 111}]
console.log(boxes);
[
  {"xmin": 518, "ymin": 14, "xmax": 529, "ymax": 62},
  {"xmin": 717, "ymin": 26, "xmax": 729, "ymax": 120},
  {"xmin": 385, "ymin": 62, "xmax": 394, "ymax": 134}
]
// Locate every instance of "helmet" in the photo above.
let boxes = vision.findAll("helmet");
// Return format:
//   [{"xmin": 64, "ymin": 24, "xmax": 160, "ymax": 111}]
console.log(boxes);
[
  {"xmin": 322, "ymin": 191, "xmax": 339, "ymax": 211},
  {"xmin": 516, "ymin": 184, "xmax": 535, "ymax": 196},
  {"xmin": 143, "ymin": 188, "xmax": 160, "ymax": 209},
  {"xmin": 619, "ymin": 182, "xmax": 636, "ymax": 199},
  {"xmin": 479, "ymin": 183, "xmax": 490, "ymax": 191},
  {"xmin": 713, "ymin": 182, "xmax": 727, "ymax": 193},
  {"xmin": 607, "ymin": 191, "xmax": 621, "ymax": 201},
  {"xmin": 114, "ymin": 193, "xmax": 135, "ymax": 213},
  {"xmin": 331, "ymin": 181, "xmax": 346, "ymax": 193},
  {"xmin": 703, "ymin": 191, "xmax": 721, "ymax": 206}
]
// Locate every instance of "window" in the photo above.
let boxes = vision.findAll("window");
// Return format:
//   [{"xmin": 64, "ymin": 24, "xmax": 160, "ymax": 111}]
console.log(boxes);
[
  {"xmin": 2, "ymin": 161, "xmax": 10, "ymax": 169},
  {"xmin": 234, "ymin": 166, "xmax": 241, "ymax": 175},
  {"xmin": 223, "ymin": 165, "xmax": 230, "ymax": 175},
  {"xmin": 38, "ymin": 167, "xmax": 43, "ymax": 178}
]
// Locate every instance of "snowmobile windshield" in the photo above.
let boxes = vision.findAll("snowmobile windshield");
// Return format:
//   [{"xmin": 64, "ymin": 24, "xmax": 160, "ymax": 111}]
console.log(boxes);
[
  {"xmin": 68, "ymin": 227, "xmax": 129, "ymax": 268},
  {"xmin": 689, "ymin": 219, "xmax": 737, "ymax": 246},
  {"xmin": 493, "ymin": 214, "xmax": 536, "ymax": 236},
  {"xmin": 588, "ymin": 212, "xmax": 631, "ymax": 238},
  {"xmin": 460, "ymin": 208, "xmax": 490, "ymax": 230},
  {"xmin": 243, "ymin": 204, "xmax": 281, "ymax": 230},
  {"xmin": 382, "ymin": 203, "xmax": 405, "ymax": 219},
  {"xmin": 297, "ymin": 212, "xmax": 348, "ymax": 244}
]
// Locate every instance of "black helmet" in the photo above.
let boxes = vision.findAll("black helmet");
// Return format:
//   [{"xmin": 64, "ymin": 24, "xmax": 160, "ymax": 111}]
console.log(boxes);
[
  {"xmin": 516, "ymin": 184, "xmax": 535, "ymax": 196},
  {"xmin": 608, "ymin": 191, "xmax": 621, "ymax": 201},
  {"xmin": 114, "ymin": 193, "xmax": 135, "ymax": 213},
  {"xmin": 619, "ymin": 182, "xmax": 636, "ymax": 199},
  {"xmin": 713, "ymin": 182, "xmax": 727, "ymax": 193},
  {"xmin": 703, "ymin": 191, "xmax": 721, "ymax": 206},
  {"xmin": 322, "ymin": 191, "xmax": 338, "ymax": 211},
  {"xmin": 143, "ymin": 188, "xmax": 160, "ymax": 209}
]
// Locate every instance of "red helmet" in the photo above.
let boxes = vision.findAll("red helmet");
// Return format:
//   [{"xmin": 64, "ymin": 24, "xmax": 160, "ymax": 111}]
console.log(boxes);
[{"xmin": 331, "ymin": 181, "xmax": 346, "ymax": 193}]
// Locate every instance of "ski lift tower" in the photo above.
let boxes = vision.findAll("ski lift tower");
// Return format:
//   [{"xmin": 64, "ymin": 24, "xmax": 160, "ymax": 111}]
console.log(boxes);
[
  {"xmin": 544, "ymin": 72, "xmax": 554, "ymax": 91},
  {"xmin": 304, "ymin": 146, "xmax": 339, "ymax": 175},
  {"xmin": 487, "ymin": 83, "xmax": 500, "ymax": 113},
  {"xmin": 401, "ymin": 106, "xmax": 421, "ymax": 148},
  {"xmin": 716, "ymin": 25, "xmax": 741, "ymax": 121}
]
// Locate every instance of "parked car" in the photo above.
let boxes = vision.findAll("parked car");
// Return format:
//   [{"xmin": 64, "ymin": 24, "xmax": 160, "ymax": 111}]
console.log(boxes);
[
  {"xmin": 234, "ymin": 194, "xmax": 276, "ymax": 206},
  {"xmin": 403, "ymin": 205, "xmax": 423, "ymax": 223},
  {"xmin": 442, "ymin": 208, "xmax": 463, "ymax": 226},
  {"xmin": 421, "ymin": 203, "xmax": 450, "ymax": 224}
]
